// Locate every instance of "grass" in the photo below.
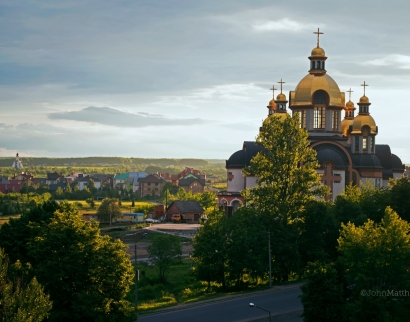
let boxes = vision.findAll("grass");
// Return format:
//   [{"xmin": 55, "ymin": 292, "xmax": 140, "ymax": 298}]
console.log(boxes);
[
  {"xmin": 0, "ymin": 214, "xmax": 21, "ymax": 226},
  {"xmin": 212, "ymin": 183, "xmax": 227, "ymax": 190}
]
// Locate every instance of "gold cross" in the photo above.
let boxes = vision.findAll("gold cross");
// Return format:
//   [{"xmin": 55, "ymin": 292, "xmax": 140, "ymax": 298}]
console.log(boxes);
[
  {"xmin": 277, "ymin": 78, "xmax": 285, "ymax": 93},
  {"xmin": 270, "ymin": 85, "xmax": 277, "ymax": 98},
  {"xmin": 313, "ymin": 28, "xmax": 323, "ymax": 48},
  {"xmin": 361, "ymin": 81, "xmax": 369, "ymax": 95},
  {"xmin": 346, "ymin": 88, "xmax": 354, "ymax": 101}
]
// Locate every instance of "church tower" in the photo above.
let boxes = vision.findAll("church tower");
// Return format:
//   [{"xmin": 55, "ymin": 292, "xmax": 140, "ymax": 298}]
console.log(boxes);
[{"xmin": 11, "ymin": 153, "xmax": 23, "ymax": 169}]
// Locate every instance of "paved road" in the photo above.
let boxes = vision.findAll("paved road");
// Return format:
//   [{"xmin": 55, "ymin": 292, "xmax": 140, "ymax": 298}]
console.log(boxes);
[{"xmin": 138, "ymin": 284, "xmax": 303, "ymax": 322}]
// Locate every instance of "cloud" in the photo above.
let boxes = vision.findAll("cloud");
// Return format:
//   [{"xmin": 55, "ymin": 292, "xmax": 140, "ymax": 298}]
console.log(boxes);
[
  {"xmin": 48, "ymin": 106, "xmax": 208, "ymax": 128},
  {"xmin": 252, "ymin": 18, "xmax": 320, "ymax": 32},
  {"xmin": 361, "ymin": 54, "xmax": 410, "ymax": 69}
]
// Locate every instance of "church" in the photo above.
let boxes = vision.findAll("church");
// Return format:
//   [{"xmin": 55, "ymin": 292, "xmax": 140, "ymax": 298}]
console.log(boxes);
[{"xmin": 217, "ymin": 29, "xmax": 404, "ymax": 216}]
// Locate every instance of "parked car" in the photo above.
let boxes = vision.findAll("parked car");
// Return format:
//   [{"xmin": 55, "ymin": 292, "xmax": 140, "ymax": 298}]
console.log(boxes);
[{"xmin": 144, "ymin": 218, "xmax": 160, "ymax": 223}]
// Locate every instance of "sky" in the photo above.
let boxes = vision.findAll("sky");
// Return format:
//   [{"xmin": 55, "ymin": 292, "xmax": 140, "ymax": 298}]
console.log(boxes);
[{"xmin": 1, "ymin": 0, "xmax": 409, "ymax": 163}]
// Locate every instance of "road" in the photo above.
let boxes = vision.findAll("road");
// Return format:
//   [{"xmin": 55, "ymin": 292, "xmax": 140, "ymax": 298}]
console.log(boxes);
[{"xmin": 138, "ymin": 284, "xmax": 303, "ymax": 322}]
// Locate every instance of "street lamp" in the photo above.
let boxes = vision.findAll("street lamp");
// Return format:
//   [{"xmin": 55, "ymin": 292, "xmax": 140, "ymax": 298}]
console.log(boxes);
[
  {"xmin": 249, "ymin": 303, "xmax": 272, "ymax": 322},
  {"xmin": 126, "ymin": 232, "xmax": 148, "ymax": 315}
]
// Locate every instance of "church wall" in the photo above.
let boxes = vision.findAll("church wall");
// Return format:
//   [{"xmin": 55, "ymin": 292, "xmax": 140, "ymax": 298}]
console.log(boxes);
[
  {"xmin": 245, "ymin": 176, "xmax": 257, "ymax": 189},
  {"xmin": 332, "ymin": 170, "xmax": 345, "ymax": 199},
  {"xmin": 227, "ymin": 168, "xmax": 245, "ymax": 192}
]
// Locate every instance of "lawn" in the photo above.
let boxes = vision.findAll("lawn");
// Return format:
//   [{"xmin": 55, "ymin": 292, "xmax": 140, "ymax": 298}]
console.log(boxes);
[{"xmin": 0, "ymin": 214, "xmax": 21, "ymax": 226}]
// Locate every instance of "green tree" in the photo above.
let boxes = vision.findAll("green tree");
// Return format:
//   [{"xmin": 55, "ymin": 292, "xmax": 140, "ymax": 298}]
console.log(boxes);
[
  {"xmin": 97, "ymin": 198, "xmax": 122, "ymax": 224},
  {"xmin": 338, "ymin": 207, "xmax": 410, "ymax": 321},
  {"xmin": 0, "ymin": 248, "xmax": 52, "ymax": 322},
  {"xmin": 243, "ymin": 113, "xmax": 328, "ymax": 281},
  {"xmin": 147, "ymin": 234, "xmax": 182, "ymax": 282},
  {"xmin": 55, "ymin": 186, "xmax": 64, "ymax": 197},
  {"xmin": 388, "ymin": 176, "xmax": 410, "ymax": 222},
  {"xmin": 300, "ymin": 261, "xmax": 345, "ymax": 322},
  {"xmin": 28, "ymin": 203, "xmax": 136, "ymax": 321},
  {"xmin": 244, "ymin": 113, "xmax": 328, "ymax": 225},
  {"xmin": 87, "ymin": 178, "xmax": 97, "ymax": 194}
]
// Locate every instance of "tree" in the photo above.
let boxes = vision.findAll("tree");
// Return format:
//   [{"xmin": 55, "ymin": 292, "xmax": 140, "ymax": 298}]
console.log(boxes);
[
  {"xmin": 388, "ymin": 176, "xmax": 410, "ymax": 222},
  {"xmin": 97, "ymin": 198, "xmax": 122, "ymax": 225},
  {"xmin": 87, "ymin": 178, "xmax": 97, "ymax": 194},
  {"xmin": 27, "ymin": 203, "xmax": 136, "ymax": 321},
  {"xmin": 337, "ymin": 207, "xmax": 410, "ymax": 321},
  {"xmin": 300, "ymin": 261, "xmax": 345, "ymax": 322},
  {"xmin": 55, "ymin": 186, "xmax": 64, "ymax": 197},
  {"xmin": 147, "ymin": 234, "xmax": 182, "ymax": 282},
  {"xmin": 243, "ymin": 114, "xmax": 328, "ymax": 281},
  {"xmin": 0, "ymin": 248, "xmax": 52, "ymax": 322},
  {"xmin": 0, "ymin": 201, "xmax": 137, "ymax": 321},
  {"xmin": 244, "ymin": 113, "xmax": 328, "ymax": 225}
]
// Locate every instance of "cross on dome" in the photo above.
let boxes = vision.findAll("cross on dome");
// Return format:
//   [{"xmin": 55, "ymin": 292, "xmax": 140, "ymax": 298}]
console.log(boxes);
[
  {"xmin": 270, "ymin": 85, "xmax": 277, "ymax": 98},
  {"xmin": 277, "ymin": 79, "xmax": 285, "ymax": 93},
  {"xmin": 347, "ymin": 88, "xmax": 354, "ymax": 101},
  {"xmin": 313, "ymin": 28, "xmax": 323, "ymax": 48},
  {"xmin": 361, "ymin": 81, "xmax": 369, "ymax": 95}
]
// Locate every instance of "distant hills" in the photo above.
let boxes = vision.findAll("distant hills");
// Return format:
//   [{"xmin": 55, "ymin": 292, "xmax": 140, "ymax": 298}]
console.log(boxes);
[{"xmin": 0, "ymin": 157, "xmax": 224, "ymax": 168}]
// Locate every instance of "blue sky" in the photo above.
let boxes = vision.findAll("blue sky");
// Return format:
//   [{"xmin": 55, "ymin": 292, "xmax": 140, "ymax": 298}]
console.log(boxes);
[{"xmin": 1, "ymin": 0, "xmax": 409, "ymax": 163}]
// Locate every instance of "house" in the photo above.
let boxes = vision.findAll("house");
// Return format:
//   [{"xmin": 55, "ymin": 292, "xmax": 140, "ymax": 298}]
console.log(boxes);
[
  {"xmin": 138, "ymin": 174, "xmax": 166, "ymax": 198},
  {"xmin": 113, "ymin": 173, "xmax": 129, "ymax": 189},
  {"xmin": 165, "ymin": 200, "xmax": 205, "ymax": 224},
  {"xmin": 82, "ymin": 213, "xmax": 99, "ymax": 222},
  {"xmin": 116, "ymin": 212, "xmax": 145, "ymax": 223},
  {"xmin": 178, "ymin": 174, "xmax": 206, "ymax": 194},
  {"xmin": 128, "ymin": 172, "xmax": 147, "ymax": 192},
  {"xmin": 71, "ymin": 175, "xmax": 102, "ymax": 191},
  {"xmin": 93, "ymin": 174, "xmax": 114, "ymax": 188},
  {"xmin": 49, "ymin": 180, "xmax": 70, "ymax": 193},
  {"xmin": 46, "ymin": 172, "xmax": 64, "ymax": 185},
  {"xmin": 0, "ymin": 180, "xmax": 21, "ymax": 193},
  {"xmin": 147, "ymin": 204, "xmax": 165, "ymax": 220}
]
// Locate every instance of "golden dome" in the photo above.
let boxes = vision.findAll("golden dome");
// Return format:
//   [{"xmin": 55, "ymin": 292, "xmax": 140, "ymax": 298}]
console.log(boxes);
[
  {"xmin": 341, "ymin": 118, "xmax": 353, "ymax": 136},
  {"xmin": 268, "ymin": 99, "xmax": 276, "ymax": 107},
  {"xmin": 311, "ymin": 47, "xmax": 325, "ymax": 57},
  {"xmin": 351, "ymin": 114, "xmax": 377, "ymax": 135},
  {"xmin": 359, "ymin": 95, "xmax": 369, "ymax": 103},
  {"xmin": 346, "ymin": 100, "xmax": 355, "ymax": 109},
  {"xmin": 272, "ymin": 112, "xmax": 289, "ymax": 122},
  {"xmin": 291, "ymin": 73, "xmax": 344, "ymax": 107},
  {"xmin": 276, "ymin": 93, "xmax": 287, "ymax": 101}
]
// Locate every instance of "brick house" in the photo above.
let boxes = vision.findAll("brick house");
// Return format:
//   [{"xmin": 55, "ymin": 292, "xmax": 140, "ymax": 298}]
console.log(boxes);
[
  {"xmin": 178, "ymin": 174, "xmax": 206, "ymax": 194},
  {"xmin": 165, "ymin": 200, "xmax": 204, "ymax": 224},
  {"xmin": 138, "ymin": 174, "xmax": 166, "ymax": 198}
]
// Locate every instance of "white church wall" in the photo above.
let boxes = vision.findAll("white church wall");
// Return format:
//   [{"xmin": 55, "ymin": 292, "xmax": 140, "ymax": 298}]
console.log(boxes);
[
  {"xmin": 332, "ymin": 170, "xmax": 345, "ymax": 199},
  {"xmin": 227, "ymin": 168, "xmax": 245, "ymax": 192},
  {"xmin": 245, "ymin": 176, "xmax": 257, "ymax": 189}
]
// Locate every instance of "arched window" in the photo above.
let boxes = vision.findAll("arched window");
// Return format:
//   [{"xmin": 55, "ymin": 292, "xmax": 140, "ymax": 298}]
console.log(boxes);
[
  {"xmin": 313, "ymin": 91, "xmax": 327, "ymax": 104},
  {"xmin": 313, "ymin": 91, "xmax": 327, "ymax": 129}
]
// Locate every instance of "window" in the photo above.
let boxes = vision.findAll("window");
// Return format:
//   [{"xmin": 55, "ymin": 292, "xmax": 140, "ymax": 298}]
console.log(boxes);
[
  {"xmin": 363, "ymin": 137, "xmax": 367, "ymax": 152},
  {"xmin": 314, "ymin": 107, "xmax": 326, "ymax": 129},
  {"xmin": 371, "ymin": 136, "xmax": 375, "ymax": 153},
  {"xmin": 332, "ymin": 111, "xmax": 338, "ymax": 131},
  {"xmin": 298, "ymin": 111, "xmax": 306, "ymax": 128},
  {"xmin": 148, "ymin": 183, "xmax": 151, "ymax": 186},
  {"xmin": 155, "ymin": 183, "xmax": 158, "ymax": 186},
  {"xmin": 314, "ymin": 91, "xmax": 327, "ymax": 104}
]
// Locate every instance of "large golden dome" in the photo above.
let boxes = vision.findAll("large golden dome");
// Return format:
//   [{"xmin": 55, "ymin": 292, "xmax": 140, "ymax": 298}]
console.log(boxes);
[
  {"xmin": 291, "ymin": 73, "xmax": 344, "ymax": 107},
  {"xmin": 311, "ymin": 47, "xmax": 325, "ymax": 57},
  {"xmin": 351, "ymin": 114, "xmax": 377, "ymax": 135},
  {"xmin": 346, "ymin": 100, "xmax": 355, "ymax": 109}
]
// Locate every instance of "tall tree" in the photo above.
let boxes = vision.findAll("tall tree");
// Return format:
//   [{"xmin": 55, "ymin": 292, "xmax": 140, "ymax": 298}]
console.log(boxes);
[
  {"xmin": 97, "ymin": 198, "xmax": 122, "ymax": 224},
  {"xmin": 388, "ymin": 176, "xmax": 410, "ymax": 222},
  {"xmin": 244, "ymin": 113, "xmax": 328, "ymax": 226}
]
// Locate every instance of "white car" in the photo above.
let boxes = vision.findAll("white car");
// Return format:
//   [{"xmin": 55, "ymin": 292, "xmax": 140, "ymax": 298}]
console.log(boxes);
[{"xmin": 144, "ymin": 218, "xmax": 160, "ymax": 223}]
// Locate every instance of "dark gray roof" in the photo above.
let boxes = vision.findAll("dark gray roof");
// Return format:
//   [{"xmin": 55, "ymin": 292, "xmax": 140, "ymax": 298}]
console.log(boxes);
[
  {"xmin": 314, "ymin": 144, "xmax": 349, "ymax": 169},
  {"xmin": 226, "ymin": 141, "xmax": 265, "ymax": 167},
  {"xmin": 375, "ymin": 144, "xmax": 404, "ymax": 178},
  {"xmin": 391, "ymin": 154, "xmax": 404, "ymax": 171},
  {"xmin": 351, "ymin": 154, "xmax": 383, "ymax": 169},
  {"xmin": 169, "ymin": 200, "xmax": 204, "ymax": 213},
  {"xmin": 178, "ymin": 176, "xmax": 205, "ymax": 187},
  {"xmin": 138, "ymin": 174, "xmax": 165, "ymax": 183}
]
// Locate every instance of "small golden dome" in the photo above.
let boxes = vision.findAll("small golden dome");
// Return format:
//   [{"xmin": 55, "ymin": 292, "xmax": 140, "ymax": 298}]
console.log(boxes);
[
  {"xmin": 291, "ymin": 74, "xmax": 344, "ymax": 107},
  {"xmin": 346, "ymin": 100, "xmax": 354, "ymax": 109},
  {"xmin": 311, "ymin": 47, "xmax": 325, "ymax": 57},
  {"xmin": 359, "ymin": 95, "xmax": 369, "ymax": 103},
  {"xmin": 276, "ymin": 93, "xmax": 287, "ymax": 101},
  {"xmin": 351, "ymin": 114, "xmax": 377, "ymax": 135},
  {"xmin": 268, "ymin": 99, "xmax": 276, "ymax": 107},
  {"xmin": 341, "ymin": 118, "xmax": 353, "ymax": 136}
]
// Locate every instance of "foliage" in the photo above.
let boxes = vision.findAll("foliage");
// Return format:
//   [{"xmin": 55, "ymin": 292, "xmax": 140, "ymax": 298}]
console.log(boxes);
[
  {"xmin": 97, "ymin": 198, "xmax": 122, "ymax": 224},
  {"xmin": 0, "ymin": 248, "xmax": 52, "ymax": 322},
  {"xmin": 147, "ymin": 234, "xmax": 182, "ymax": 282},
  {"xmin": 298, "ymin": 200, "xmax": 339, "ymax": 266},
  {"xmin": 300, "ymin": 261, "xmax": 345, "ymax": 322},
  {"xmin": 244, "ymin": 113, "xmax": 328, "ymax": 226},
  {"xmin": 337, "ymin": 207, "xmax": 410, "ymax": 321},
  {"xmin": 388, "ymin": 176, "xmax": 410, "ymax": 222},
  {"xmin": 0, "ymin": 202, "xmax": 137, "ymax": 321}
]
